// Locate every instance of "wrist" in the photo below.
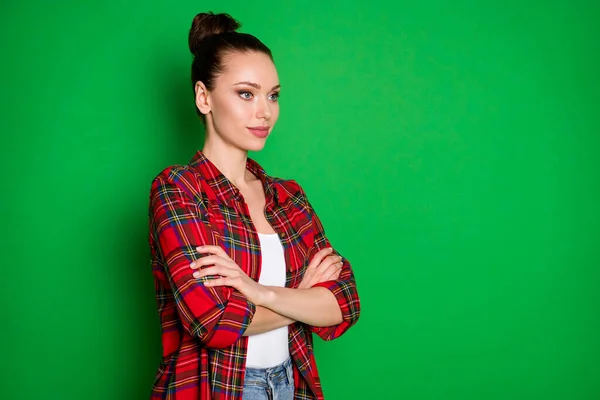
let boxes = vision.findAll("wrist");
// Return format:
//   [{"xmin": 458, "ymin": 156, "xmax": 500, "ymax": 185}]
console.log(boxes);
[{"xmin": 260, "ymin": 286, "xmax": 278, "ymax": 308}]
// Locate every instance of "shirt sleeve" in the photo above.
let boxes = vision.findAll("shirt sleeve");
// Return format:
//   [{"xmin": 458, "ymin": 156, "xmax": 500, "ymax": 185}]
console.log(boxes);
[
  {"xmin": 149, "ymin": 172, "xmax": 255, "ymax": 349},
  {"xmin": 297, "ymin": 183, "xmax": 361, "ymax": 341}
]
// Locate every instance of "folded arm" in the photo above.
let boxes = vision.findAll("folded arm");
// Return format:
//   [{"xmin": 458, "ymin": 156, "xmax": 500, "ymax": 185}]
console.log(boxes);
[
  {"xmin": 195, "ymin": 180, "xmax": 361, "ymax": 340},
  {"xmin": 262, "ymin": 286, "xmax": 342, "ymax": 327},
  {"xmin": 243, "ymin": 306, "xmax": 295, "ymax": 336},
  {"xmin": 193, "ymin": 244, "xmax": 345, "ymax": 335}
]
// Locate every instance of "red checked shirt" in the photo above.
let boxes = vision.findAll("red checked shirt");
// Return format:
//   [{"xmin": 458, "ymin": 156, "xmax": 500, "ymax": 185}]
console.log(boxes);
[{"xmin": 148, "ymin": 151, "xmax": 360, "ymax": 399}]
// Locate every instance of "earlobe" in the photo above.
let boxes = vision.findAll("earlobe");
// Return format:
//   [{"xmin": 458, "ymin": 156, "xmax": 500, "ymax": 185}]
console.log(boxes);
[{"xmin": 194, "ymin": 81, "xmax": 211, "ymax": 115}]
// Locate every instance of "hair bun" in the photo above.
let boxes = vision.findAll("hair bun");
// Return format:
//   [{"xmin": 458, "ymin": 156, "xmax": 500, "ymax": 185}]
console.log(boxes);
[{"xmin": 189, "ymin": 12, "xmax": 241, "ymax": 55}]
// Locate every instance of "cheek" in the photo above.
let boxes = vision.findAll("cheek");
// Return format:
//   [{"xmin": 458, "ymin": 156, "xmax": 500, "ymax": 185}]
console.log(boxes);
[
  {"xmin": 213, "ymin": 98, "xmax": 249, "ymax": 127},
  {"xmin": 271, "ymin": 104, "xmax": 280, "ymax": 123},
  {"xmin": 227, "ymin": 99, "xmax": 254, "ymax": 122}
]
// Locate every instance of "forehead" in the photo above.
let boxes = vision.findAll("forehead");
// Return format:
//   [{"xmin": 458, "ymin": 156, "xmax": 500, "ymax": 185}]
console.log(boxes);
[{"xmin": 217, "ymin": 51, "xmax": 279, "ymax": 87}]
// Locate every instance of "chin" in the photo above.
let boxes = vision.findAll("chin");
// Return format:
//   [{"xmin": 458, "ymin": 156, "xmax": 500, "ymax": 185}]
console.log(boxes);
[
  {"xmin": 243, "ymin": 139, "xmax": 268, "ymax": 152},
  {"xmin": 246, "ymin": 145, "xmax": 267, "ymax": 153}
]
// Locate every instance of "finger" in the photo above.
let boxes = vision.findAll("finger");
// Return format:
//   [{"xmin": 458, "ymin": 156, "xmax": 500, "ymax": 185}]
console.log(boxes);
[
  {"xmin": 194, "ymin": 265, "xmax": 240, "ymax": 279},
  {"xmin": 321, "ymin": 261, "xmax": 343, "ymax": 282},
  {"xmin": 203, "ymin": 277, "xmax": 232, "ymax": 287},
  {"xmin": 331, "ymin": 262, "xmax": 343, "ymax": 280},
  {"xmin": 306, "ymin": 255, "xmax": 338, "ymax": 285},
  {"xmin": 307, "ymin": 247, "xmax": 334, "ymax": 270},
  {"xmin": 316, "ymin": 254, "xmax": 342, "ymax": 272},
  {"xmin": 196, "ymin": 245, "xmax": 232, "ymax": 261},
  {"xmin": 190, "ymin": 255, "xmax": 231, "ymax": 269},
  {"xmin": 204, "ymin": 276, "xmax": 242, "ymax": 288}
]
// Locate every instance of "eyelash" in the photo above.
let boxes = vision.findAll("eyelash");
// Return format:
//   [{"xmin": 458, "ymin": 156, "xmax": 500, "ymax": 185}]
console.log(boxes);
[{"xmin": 238, "ymin": 91, "xmax": 280, "ymax": 102}]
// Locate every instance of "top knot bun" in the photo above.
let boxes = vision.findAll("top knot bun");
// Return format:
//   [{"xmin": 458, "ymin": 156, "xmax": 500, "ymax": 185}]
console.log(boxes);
[{"xmin": 188, "ymin": 12, "xmax": 241, "ymax": 55}]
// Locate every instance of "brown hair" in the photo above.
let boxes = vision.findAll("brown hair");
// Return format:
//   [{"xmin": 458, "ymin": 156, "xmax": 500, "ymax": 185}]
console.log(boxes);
[{"xmin": 189, "ymin": 12, "xmax": 273, "ymax": 117}]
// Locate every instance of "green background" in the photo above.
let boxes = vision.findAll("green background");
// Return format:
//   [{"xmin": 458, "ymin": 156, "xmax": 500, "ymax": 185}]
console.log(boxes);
[{"xmin": 2, "ymin": 1, "xmax": 599, "ymax": 399}]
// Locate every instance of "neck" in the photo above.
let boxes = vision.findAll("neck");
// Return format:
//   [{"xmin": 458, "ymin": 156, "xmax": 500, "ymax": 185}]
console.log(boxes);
[{"xmin": 202, "ymin": 131, "xmax": 250, "ymax": 188}]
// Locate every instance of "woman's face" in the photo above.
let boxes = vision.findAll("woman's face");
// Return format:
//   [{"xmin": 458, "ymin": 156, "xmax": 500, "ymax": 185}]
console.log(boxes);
[{"xmin": 198, "ymin": 51, "xmax": 280, "ymax": 152}]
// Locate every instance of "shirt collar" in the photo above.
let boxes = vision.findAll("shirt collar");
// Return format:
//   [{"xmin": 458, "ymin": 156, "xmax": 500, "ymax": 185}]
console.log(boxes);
[{"xmin": 188, "ymin": 150, "xmax": 280, "ymax": 205}]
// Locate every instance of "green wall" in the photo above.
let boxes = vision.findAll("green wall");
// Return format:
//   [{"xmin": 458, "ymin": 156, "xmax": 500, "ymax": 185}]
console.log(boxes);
[{"xmin": 2, "ymin": 1, "xmax": 599, "ymax": 399}]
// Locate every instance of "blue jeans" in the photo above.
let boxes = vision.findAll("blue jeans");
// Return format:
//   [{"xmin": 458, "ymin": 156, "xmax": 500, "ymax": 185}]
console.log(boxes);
[{"xmin": 242, "ymin": 358, "xmax": 294, "ymax": 400}]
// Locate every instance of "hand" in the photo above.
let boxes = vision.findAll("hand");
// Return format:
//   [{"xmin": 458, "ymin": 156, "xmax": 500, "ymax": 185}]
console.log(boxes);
[
  {"xmin": 298, "ymin": 247, "xmax": 343, "ymax": 289},
  {"xmin": 189, "ymin": 245, "xmax": 272, "ymax": 306}
]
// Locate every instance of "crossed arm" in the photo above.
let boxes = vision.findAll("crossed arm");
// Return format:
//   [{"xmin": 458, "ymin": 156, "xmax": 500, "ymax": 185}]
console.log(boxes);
[
  {"xmin": 151, "ymin": 173, "xmax": 360, "ymax": 348},
  {"xmin": 190, "ymin": 245, "xmax": 344, "ymax": 335}
]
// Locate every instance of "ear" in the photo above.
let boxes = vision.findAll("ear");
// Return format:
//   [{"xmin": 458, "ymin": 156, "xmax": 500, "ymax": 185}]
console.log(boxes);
[{"xmin": 194, "ymin": 81, "xmax": 211, "ymax": 115}]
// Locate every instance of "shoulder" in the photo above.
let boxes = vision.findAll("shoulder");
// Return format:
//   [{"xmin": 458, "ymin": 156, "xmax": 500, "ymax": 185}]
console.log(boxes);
[
  {"xmin": 272, "ymin": 176, "xmax": 302, "ymax": 192},
  {"xmin": 150, "ymin": 164, "xmax": 206, "ymax": 205},
  {"xmin": 271, "ymin": 177, "xmax": 312, "ymax": 210},
  {"xmin": 152, "ymin": 164, "xmax": 203, "ymax": 185}
]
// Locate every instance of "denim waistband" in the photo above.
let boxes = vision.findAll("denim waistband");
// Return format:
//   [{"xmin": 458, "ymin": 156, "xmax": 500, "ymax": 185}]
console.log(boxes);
[{"xmin": 244, "ymin": 357, "xmax": 293, "ymax": 386}]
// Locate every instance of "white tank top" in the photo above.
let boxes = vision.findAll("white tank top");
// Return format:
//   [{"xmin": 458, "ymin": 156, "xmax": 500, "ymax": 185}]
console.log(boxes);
[{"xmin": 245, "ymin": 233, "xmax": 290, "ymax": 368}]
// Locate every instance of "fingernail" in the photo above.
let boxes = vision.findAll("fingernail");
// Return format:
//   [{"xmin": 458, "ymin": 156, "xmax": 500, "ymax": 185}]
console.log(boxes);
[
  {"xmin": 196, "ymin": 246, "xmax": 203, "ymax": 251},
  {"xmin": 190, "ymin": 262, "xmax": 196, "ymax": 268},
  {"xmin": 193, "ymin": 272, "xmax": 200, "ymax": 278}
]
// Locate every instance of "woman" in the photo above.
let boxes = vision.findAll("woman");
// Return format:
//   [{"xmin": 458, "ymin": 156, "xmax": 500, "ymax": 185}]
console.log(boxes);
[{"xmin": 148, "ymin": 12, "xmax": 360, "ymax": 400}]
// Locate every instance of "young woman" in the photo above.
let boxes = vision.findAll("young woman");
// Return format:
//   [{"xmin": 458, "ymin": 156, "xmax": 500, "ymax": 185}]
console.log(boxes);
[{"xmin": 148, "ymin": 12, "xmax": 360, "ymax": 400}]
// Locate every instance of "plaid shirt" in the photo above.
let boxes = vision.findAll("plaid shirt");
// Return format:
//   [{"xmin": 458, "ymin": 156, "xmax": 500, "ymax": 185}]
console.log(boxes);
[{"xmin": 148, "ymin": 151, "xmax": 360, "ymax": 399}]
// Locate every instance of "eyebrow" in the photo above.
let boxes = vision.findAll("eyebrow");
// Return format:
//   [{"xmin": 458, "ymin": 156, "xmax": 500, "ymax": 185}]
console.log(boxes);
[{"xmin": 233, "ymin": 81, "xmax": 281, "ymax": 91}]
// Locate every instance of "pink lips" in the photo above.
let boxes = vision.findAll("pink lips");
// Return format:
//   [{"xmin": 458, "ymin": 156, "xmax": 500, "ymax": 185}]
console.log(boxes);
[{"xmin": 247, "ymin": 126, "xmax": 270, "ymax": 138}]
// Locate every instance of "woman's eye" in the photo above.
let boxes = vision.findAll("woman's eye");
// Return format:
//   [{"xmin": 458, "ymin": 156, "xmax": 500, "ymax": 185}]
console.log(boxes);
[
  {"xmin": 239, "ymin": 91, "xmax": 253, "ymax": 99},
  {"xmin": 269, "ymin": 92, "xmax": 280, "ymax": 101}
]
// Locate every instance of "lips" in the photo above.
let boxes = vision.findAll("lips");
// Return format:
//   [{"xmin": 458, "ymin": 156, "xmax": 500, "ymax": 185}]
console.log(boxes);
[{"xmin": 247, "ymin": 126, "xmax": 270, "ymax": 139}]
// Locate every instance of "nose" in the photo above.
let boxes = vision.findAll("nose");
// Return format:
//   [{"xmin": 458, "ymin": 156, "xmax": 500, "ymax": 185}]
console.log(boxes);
[{"xmin": 255, "ymin": 97, "xmax": 272, "ymax": 120}]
